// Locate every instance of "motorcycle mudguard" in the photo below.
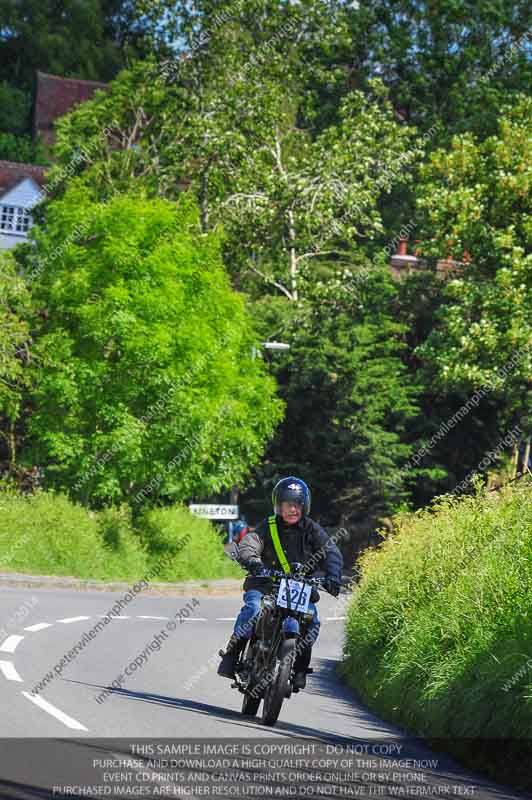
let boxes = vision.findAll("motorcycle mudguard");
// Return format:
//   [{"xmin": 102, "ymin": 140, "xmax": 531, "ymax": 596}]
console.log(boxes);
[
  {"xmin": 279, "ymin": 639, "xmax": 297, "ymax": 660},
  {"xmin": 282, "ymin": 616, "xmax": 300, "ymax": 639}
]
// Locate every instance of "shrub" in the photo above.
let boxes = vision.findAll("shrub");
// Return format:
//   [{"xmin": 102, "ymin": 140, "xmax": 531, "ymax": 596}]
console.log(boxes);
[
  {"xmin": 342, "ymin": 479, "xmax": 532, "ymax": 788},
  {"xmin": 0, "ymin": 490, "xmax": 109, "ymax": 579},
  {"xmin": 138, "ymin": 505, "xmax": 242, "ymax": 582},
  {"xmin": 0, "ymin": 490, "xmax": 240, "ymax": 583}
]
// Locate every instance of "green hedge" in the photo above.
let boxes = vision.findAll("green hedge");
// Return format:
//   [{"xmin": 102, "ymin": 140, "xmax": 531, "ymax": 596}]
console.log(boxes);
[
  {"xmin": 341, "ymin": 479, "xmax": 532, "ymax": 790},
  {"xmin": 0, "ymin": 489, "xmax": 240, "ymax": 583},
  {"xmin": 137, "ymin": 505, "xmax": 242, "ymax": 582}
]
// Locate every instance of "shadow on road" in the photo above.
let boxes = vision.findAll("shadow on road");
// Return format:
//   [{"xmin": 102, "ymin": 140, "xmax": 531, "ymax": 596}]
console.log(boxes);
[{"xmin": 67, "ymin": 675, "xmax": 385, "ymax": 739}]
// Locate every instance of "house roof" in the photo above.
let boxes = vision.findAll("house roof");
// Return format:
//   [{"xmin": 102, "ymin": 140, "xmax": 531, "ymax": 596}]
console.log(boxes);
[
  {"xmin": 0, "ymin": 161, "xmax": 47, "ymax": 200},
  {"xmin": 34, "ymin": 71, "xmax": 108, "ymax": 137}
]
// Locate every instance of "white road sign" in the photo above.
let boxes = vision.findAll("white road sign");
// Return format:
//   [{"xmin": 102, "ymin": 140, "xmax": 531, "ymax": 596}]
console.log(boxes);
[{"xmin": 189, "ymin": 504, "xmax": 239, "ymax": 519}]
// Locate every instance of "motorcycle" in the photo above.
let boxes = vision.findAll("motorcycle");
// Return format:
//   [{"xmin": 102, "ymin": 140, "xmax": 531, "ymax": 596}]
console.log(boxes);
[{"xmin": 222, "ymin": 544, "xmax": 333, "ymax": 726}]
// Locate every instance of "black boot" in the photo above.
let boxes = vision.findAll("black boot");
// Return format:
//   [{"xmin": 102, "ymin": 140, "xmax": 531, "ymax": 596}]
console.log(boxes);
[
  {"xmin": 218, "ymin": 634, "xmax": 246, "ymax": 679},
  {"xmin": 292, "ymin": 646, "xmax": 312, "ymax": 691}
]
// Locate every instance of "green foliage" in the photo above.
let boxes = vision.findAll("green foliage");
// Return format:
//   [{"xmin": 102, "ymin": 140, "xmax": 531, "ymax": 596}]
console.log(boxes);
[
  {"xmin": 216, "ymin": 80, "xmax": 421, "ymax": 301},
  {"xmin": 96, "ymin": 504, "xmax": 148, "ymax": 577},
  {"xmin": 138, "ymin": 505, "xmax": 241, "ymax": 581},
  {"xmin": 341, "ymin": 0, "xmax": 532, "ymax": 141},
  {"xmin": 1, "ymin": 0, "xmax": 529, "ymax": 545},
  {"xmin": 0, "ymin": 0, "xmax": 163, "ymax": 91},
  {"xmin": 244, "ymin": 269, "xmax": 422, "ymax": 525},
  {"xmin": 415, "ymin": 95, "xmax": 532, "ymax": 397},
  {"xmin": 23, "ymin": 187, "xmax": 283, "ymax": 506},
  {"xmin": 0, "ymin": 132, "xmax": 48, "ymax": 164},
  {"xmin": 160, "ymin": 0, "xmax": 532, "ymax": 142},
  {"xmin": 51, "ymin": 61, "xmax": 420, "ymax": 302},
  {"xmin": 0, "ymin": 489, "xmax": 121, "ymax": 579},
  {"xmin": 0, "ymin": 82, "xmax": 31, "ymax": 134},
  {"xmin": 0, "ymin": 488, "xmax": 240, "ymax": 581},
  {"xmin": 342, "ymin": 479, "xmax": 532, "ymax": 786},
  {"xmin": 0, "ymin": 252, "xmax": 32, "ymax": 467},
  {"xmin": 49, "ymin": 60, "xmax": 166, "ymax": 197}
]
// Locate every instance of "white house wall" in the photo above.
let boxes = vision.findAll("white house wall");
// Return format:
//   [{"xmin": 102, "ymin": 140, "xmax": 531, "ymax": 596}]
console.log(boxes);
[
  {"xmin": 0, "ymin": 177, "xmax": 43, "ymax": 250},
  {"xmin": 1, "ymin": 177, "xmax": 42, "ymax": 209}
]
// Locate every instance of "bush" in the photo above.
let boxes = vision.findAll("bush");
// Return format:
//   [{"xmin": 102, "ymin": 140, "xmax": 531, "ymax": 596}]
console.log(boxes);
[
  {"xmin": 138, "ymin": 505, "xmax": 242, "ymax": 581},
  {"xmin": 342, "ymin": 479, "xmax": 532, "ymax": 789},
  {"xmin": 97, "ymin": 504, "xmax": 149, "ymax": 579},
  {"xmin": 0, "ymin": 490, "xmax": 111, "ymax": 579},
  {"xmin": 0, "ymin": 489, "xmax": 241, "ymax": 583}
]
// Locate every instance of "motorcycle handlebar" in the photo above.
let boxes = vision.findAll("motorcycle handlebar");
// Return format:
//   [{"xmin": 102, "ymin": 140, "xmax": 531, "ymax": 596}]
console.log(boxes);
[{"xmin": 243, "ymin": 564, "xmax": 327, "ymax": 586}]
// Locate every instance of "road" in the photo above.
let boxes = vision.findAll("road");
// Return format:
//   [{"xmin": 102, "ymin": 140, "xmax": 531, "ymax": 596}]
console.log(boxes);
[{"xmin": 0, "ymin": 585, "xmax": 529, "ymax": 799}]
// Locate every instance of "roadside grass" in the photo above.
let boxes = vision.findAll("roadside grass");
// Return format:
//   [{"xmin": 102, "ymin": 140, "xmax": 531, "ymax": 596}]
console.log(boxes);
[
  {"xmin": 0, "ymin": 488, "xmax": 241, "ymax": 582},
  {"xmin": 341, "ymin": 479, "xmax": 532, "ymax": 790}
]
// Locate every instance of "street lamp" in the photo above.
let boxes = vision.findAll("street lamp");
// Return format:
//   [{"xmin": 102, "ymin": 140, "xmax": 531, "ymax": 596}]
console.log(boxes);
[
  {"xmin": 252, "ymin": 341, "xmax": 291, "ymax": 360},
  {"xmin": 231, "ymin": 339, "xmax": 291, "ymax": 535}
]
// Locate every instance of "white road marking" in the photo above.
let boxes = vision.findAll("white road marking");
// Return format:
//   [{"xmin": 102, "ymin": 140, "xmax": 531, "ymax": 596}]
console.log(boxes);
[
  {"xmin": 57, "ymin": 616, "xmax": 91, "ymax": 624},
  {"xmin": 216, "ymin": 617, "xmax": 236, "ymax": 621},
  {"xmin": 137, "ymin": 616, "xmax": 169, "ymax": 620},
  {"xmin": 182, "ymin": 618, "xmax": 207, "ymax": 622},
  {"xmin": 325, "ymin": 616, "xmax": 346, "ymax": 621},
  {"xmin": 22, "ymin": 691, "xmax": 88, "ymax": 731},
  {"xmin": 0, "ymin": 660, "xmax": 23, "ymax": 682},
  {"xmin": 108, "ymin": 616, "xmax": 130, "ymax": 620},
  {"xmin": 24, "ymin": 623, "xmax": 53, "ymax": 632},
  {"xmin": 0, "ymin": 635, "xmax": 24, "ymax": 653}
]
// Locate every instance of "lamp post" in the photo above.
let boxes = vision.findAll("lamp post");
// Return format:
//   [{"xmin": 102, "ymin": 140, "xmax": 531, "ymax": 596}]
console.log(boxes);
[
  {"xmin": 229, "ymin": 341, "xmax": 291, "ymax": 538},
  {"xmin": 252, "ymin": 341, "xmax": 291, "ymax": 360}
]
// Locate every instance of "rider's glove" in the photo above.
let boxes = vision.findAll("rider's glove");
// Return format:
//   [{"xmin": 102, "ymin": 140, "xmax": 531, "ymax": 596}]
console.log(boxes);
[
  {"xmin": 245, "ymin": 558, "xmax": 265, "ymax": 576},
  {"xmin": 323, "ymin": 576, "xmax": 341, "ymax": 597}
]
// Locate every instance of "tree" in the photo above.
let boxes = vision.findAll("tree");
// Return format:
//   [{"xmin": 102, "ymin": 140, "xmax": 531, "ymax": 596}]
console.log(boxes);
[
  {"xmin": 413, "ymin": 95, "xmax": 532, "ymax": 470},
  {"xmin": 415, "ymin": 95, "xmax": 532, "ymax": 393},
  {"xmin": 0, "ymin": 0, "xmax": 165, "ymax": 91},
  {"xmin": 243, "ymin": 269, "xmax": 422, "ymax": 527},
  {"xmin": 216, "ymin": 80, "xmax": 422, "ymax": 302},
  {"xmin": 22, "ymin": 185, "xmax": 283, "ymax": 506},
  {"xmin": 0, "ymin": 251, "xmax": 31, "ymax": 470},
  {"xmin": 339, "ymin": 0, "xmax": 532, "ymax": 140},
  {"xmin": 157, "ymin": 0, "xmax": 531, "ymax": 141},
  {"xmin": 0, "ymin": 133, "xmax": 48, "ymax": 164},
  {"xmin": 50, "ymin": 61, "xmax": 421, "ymax": 302},
  {"xmin": 0, "ymin": 81, "xmax": 31, "ymax": 134}
]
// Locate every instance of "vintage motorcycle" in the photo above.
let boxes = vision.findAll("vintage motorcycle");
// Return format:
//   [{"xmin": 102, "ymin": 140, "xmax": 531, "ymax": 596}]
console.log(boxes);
[{"xmin": 223, "ymin": 544, "xmax": 332, "ymax": 726}]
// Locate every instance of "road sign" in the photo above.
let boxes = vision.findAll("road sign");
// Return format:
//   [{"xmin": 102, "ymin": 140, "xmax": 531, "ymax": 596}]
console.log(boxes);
[{"xmin": 189, "ymin": 504, "xmax": 239, "ymax": 520}]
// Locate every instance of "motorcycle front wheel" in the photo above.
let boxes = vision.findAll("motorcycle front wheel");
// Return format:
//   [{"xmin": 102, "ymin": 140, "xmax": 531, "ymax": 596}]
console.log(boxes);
[
  {"xmin": 261, "ymin": 639, "xmax": 295, "ymax": 726},
  {"xmin": 242, "ymin": 692, "xmax": 261, "ymax": 716}
]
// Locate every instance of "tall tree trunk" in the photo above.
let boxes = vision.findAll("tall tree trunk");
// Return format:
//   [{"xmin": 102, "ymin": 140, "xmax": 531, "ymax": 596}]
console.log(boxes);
[
  {"xmin": 199, "ymin": 167, "xmax": 210, "ymax": 233},
  {"xmin": 522, "ymin": 438, "xmax": 531, "ymax": 474},
  {"xmin": 511, "ymin": 442, "xmax": 519, "ymax": 478},
  {"xmin": 288, "ymin": 210, "xmax": 298, "ymax": 301},
  {"xmin": 7, "ymin": 420, "xmax": 16, "ymax": 470}
]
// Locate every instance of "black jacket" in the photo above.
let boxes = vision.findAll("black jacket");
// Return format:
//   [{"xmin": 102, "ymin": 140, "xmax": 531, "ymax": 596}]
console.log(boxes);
[{"xmin": 237, "ymin": 514, "xmax": 343, "ymax": 593}]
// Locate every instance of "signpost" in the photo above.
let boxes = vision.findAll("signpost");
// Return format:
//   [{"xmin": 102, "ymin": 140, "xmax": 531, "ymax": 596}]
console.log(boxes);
[{"xmin": 189, "ymin": 504, "xmax": 239, "ymax": 520}]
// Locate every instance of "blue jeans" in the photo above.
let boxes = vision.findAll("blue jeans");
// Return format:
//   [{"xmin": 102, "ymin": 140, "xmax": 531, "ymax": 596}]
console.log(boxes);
[{"xmin": 234, "ymin": 589, "xmax": 320, "ymax": 647}]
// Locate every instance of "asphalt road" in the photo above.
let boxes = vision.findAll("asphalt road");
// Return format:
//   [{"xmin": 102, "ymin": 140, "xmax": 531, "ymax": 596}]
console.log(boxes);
[{"xmin": 0, "ymin": 585, "xmax": 529, "ymax": 799}]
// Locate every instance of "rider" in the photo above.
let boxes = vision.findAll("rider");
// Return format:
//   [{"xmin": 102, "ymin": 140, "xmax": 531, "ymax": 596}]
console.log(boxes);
[{"xmin": 217, "ymin": 476, "xmax": 343, "ymax": 691}]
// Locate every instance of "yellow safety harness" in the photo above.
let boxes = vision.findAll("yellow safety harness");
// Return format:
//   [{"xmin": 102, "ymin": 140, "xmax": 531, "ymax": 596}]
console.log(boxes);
[{"xmin": 268, "ymin": 514, "xmax": 290, "ymax": 574}]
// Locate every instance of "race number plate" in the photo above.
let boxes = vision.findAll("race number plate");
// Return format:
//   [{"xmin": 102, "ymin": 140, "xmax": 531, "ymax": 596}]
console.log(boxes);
[{"xmin": 277, "ymin": 579, "xmax": 312, "ymax": 613}]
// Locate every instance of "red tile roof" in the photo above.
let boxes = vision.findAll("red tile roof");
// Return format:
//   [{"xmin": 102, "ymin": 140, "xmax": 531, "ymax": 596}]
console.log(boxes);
[
  {"xmin": 0, "ymin": 160, "xmax": 47, "ymax": 198},
  {"xmin": 34, "ymin": 71, "xmax": 109, "ymax": 147}
]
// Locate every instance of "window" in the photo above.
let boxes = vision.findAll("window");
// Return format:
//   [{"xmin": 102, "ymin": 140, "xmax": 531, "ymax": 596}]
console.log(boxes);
[{"xmin": 0, "ymin": 204, "xmax": 32, "ymax": 235}]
